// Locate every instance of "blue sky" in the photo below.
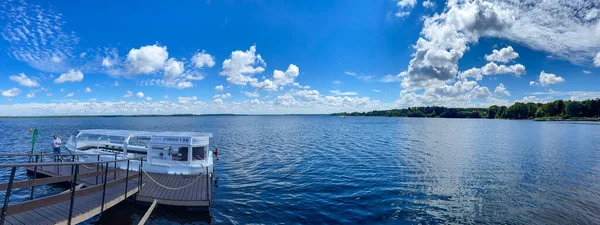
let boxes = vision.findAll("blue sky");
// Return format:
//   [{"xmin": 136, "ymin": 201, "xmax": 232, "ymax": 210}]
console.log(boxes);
[{"xmin": 0, "ymin": 0, "xmax": 599, "ymax": 115}]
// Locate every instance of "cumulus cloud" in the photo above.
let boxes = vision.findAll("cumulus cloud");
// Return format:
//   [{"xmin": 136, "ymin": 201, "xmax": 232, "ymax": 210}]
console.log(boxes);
[
  {"xmin": 214, "ymin": 85, "xmax": 224, "ymax": 92},
  {"xmin": 252, "ymin": 64, "xmax": 300, "ymax": 91},
  {"xmin": 178, "ymin": 96, "xmax": 198, "ymax": 104},
  {"xmin": 84, "ymin": 87, "xmax": 91, "ymax": 93},
  {"xmin": 136, "ymin": 92, "xmax": 144, "ymax": 98},
  {"xmin": 2, "ymin": 88, "xmax": 21, "ymax": 97},
  {"xmin": 114, "ymin": 80, "xmax": 120, "ymax": 86},
  {"xmin": 146, "ymin": 97, "xmax": 152, "ymax": 101},
  {"xmin": 163, "ymin": 58, "xmax": 184, "ymax": 80},
  {"xmin": 26, "ymin": 92, "xmax": 35, "ymax": 98},
  {"xmin": 595, "ymin": 52, "xmax": 600, "ymax": 67},
  {"xmin": 9, "ymin": 73, "xmax": 40, "ymax": 87},
  {"xmin": 583, "ymin": 70, "xmax": 592, "ymax": 74},
  {"xmin": 220, "ymin": 45, "xmax": 266, "ymax": 86},
  {"xmin": 244, "ymin": 92, "xmax": 260, "ymax": 98},
  {"xmin": 65, "ymin": 92, "xmax": 74, "ymax": 98},
  {"xmin": 192, "ymin": 50, "xmax": 216, "ymax": 68},
  {"xmin": 395, "ymin": 0, "xmax": 417, "ymax": 18},
  {"xmin": 294, "ymin": 90, "xmax": 320, "ymax": 101},
  {"xmin": 330, "ymin": 90, "xmax": 358, "ymax": 96},
  {"xmin": 214, "ymin": 98, "xmax": 224, "ymax": 104},
  {"xmin": 176, "ymin": 81, "xmax": 193, "ymax": 89},
  {"xmin": 125, "ymin": 44, "xmax": 169, "ymax": 74},
  {"xmin": 493, "ymin": 83, "xmax": 510, "ymax": 96},
  {"xmin": 124, "ymin": 91, "xmax": 133, "ymax": 98},
  {"xmin": 54, "ymin": 69, "xmax": 84, "ymax": 83},
  {"xmin": 213, "ymin": 93, "xmax": 231, "ymax": 99},
  {"xmin": 530, "ymin": 81, "xmax": 538, "ymax": 86},
  {"xmin": 345, "ymin": 71, "xmax": 374, "ymax": 82},
  {"xmin": 481, "ymin": 62, "xmax": 525, "ymax": 76},
  {"xmin": 538, "ymin": 71, "xmax": 565, "ymax": 87},
  {"xmin": 400, "ymin": 0, "xmax": 514, "ymax": 90},
  {"xmin": 485, "ymin": 46, "xmax": 519, "ymax": 63},
  {"xmin": 422, "ymin": 0, "xmax": 436, "ymax": 9}
]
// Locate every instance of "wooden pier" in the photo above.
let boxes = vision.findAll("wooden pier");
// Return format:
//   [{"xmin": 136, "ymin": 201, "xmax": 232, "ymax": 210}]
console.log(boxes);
[{"xmin": 0, "ymin": 153, "xmax": 213, "ymax": 225}]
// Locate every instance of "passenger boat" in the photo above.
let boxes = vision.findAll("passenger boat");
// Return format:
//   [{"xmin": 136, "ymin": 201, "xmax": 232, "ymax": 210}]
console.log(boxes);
[{"xmin": 65, "ymin": 129, "xmax": 216, "ymax": 175}]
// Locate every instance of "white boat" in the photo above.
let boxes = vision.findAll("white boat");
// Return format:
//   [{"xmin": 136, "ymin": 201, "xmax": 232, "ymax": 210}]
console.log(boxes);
[{"xmin": 65, "ymin": 129, "xmax": 215, "ymax": 175}]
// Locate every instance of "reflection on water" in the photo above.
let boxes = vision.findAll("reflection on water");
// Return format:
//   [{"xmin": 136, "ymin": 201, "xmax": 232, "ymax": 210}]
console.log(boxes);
[{"xmin": 0, "ymin": 116, "xmax": 599, "ymax": 224}]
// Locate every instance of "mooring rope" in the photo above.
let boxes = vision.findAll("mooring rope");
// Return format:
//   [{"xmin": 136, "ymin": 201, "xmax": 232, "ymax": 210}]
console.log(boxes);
[{"xmin": 140, "ymin": 166, "xmax": 204, "ymax": 190}]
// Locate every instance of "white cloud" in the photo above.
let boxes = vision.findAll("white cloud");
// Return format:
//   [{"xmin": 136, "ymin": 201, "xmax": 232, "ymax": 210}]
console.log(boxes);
[
  {"xmin": 493, "ymin": 83, "xmax": 510, "ymax": 96},
  {"xmin": 582, "ymin": 70, "xmax": 592, "ymax": 74},
  {"xmin": 2, "ymin": 88, "xmax": 21, "ymax": 97},
  {"xmin": 79, "ymin": 52, "xmax": 87, "ymax": 58},
  {"xmin": 481, "ymin": 62, "xmax": 526, "ymax": 76},
  {"xmin": 25, "ymin": 92, "xmax": 35, "ymax": 98},
  {"xmin": 530, "ymin": 81, "xmax": 538, "ymax": 86},
  {"xmin": 54, "ymin": 69, "xmax": 84, "ymax": 83},
  {"xmin": 9, "ymin": 73, "xmax": 40, "ymax": 87},
  {"xmin": 60, "ymin": 88, "xmax": 64, "ymax": 93},
  {"xmin": 125, "ymin": 44, "xmax": 169, "ymax": 74},
  {"xmin": 213, "ymin": 93, "xmax": 231, "ymax": 99},
  {"xmin": 102, "ymin": 57, "xmax": 116, "ymax": 68},
  {"xmin": 214, "ymin": 85, "xmax": 224, "ymax": 92},
  {"xmin": 395, "ymin": 0, "xmax": 417, "ymax": 18},
  {"xmin": 0, "ymin": 0, "xmax": 79, "ymax": 73},
  {"xmin": 84, "ymin": 87, "xmax": 91, "ymax": 93},
  {"xmin": 176, "ymin": 81, "xmax": 194, "ymax": 89},
  {"xmin": 220, "ymin": 45, "xmax": 266, "ymax": 86},
  {"xmin": 518, "ymin": 96, "xmax": 543, "ymax": 103},
  {"xmin": 214, "ymin": 98, "xmax": 224, "ymax": 104},
  {"xmin": 146, "ymin": 97, "xmax": 152, "ymax": 101},
  {"xmin": 114, "ymin": 80, "xmax": 120, "ymax": 86},
  {"xmin": 136, "ymin": 92, "xmax": 144, "ymax": 98},
  {"xmin": 293, "ymin": 90, "xmax": 320, "ymax": 101},
  {"xmin": 252, "ymin": 64, "xmax": 300, "ymax": 91},
  {"xmin": 422, "ymin": 0, "xmax": 436, "ymax": 9},
  {"xmin": 379, "ymin": 75, "xmax": 401, "ymax": 83},
  {"xmin": 164, "ymin": 58, "xmax": 184, "ymax": 80},
  {"xmin": 191, "ymin": 50, "xmax": 216, "ymax": 68},
  {"xmin": 485, "ymin": 46, "xmax": 519, "ymax": 63},
  {"xmin": 594, "ymin": 52, "xmax": 600, "ymax": 67},
  {"xmin": 124, "ymin": 91, "xmax": 133, "ymax": 98},
  {"xmin": 458, "ymin": 68, "xmax": 483, "ymax": 81},
  {"xmin": 330, "ymin": 90, "xmax": 358, "ymax": 96},
  {"xmin": 539, "ymin": 71, "xmax": 565, "ymax": 87},
  {"xmin": 400, "ymin": 0, "xmax": 514, "ymax": 90},
  {"xmin": 65, "ymin": 92, "xmax": 74, "ymax": 98},
  {"xmin": 332, "ymin": 80, "xmax": 342, "ymax": 85},
  {"xmin": 178, "ymin": 96, "xmax": 198, "ymax": 104},
  {"xmin": 46, "ymin": 93, "xmax": 53, "ymax": 97},
  {"xmin": 345, "ymin": 71, "xmax": 374, "ymax": 82},
  {"xmin": 494, "ymin": 1, "xmax": 600, "ymax": 65},
  {"xmin": 372, "ymin": 89, "xmax": 382, "ymax": 93},
  {"xmin": 244, "ymin": 92, "xmax": 260, "ymax": 98}
]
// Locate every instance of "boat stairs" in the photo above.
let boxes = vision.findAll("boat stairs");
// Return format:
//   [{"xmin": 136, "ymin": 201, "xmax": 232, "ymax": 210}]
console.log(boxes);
[{"xmin": 0, "ymin": 153, "xmax": 213, "ymax": 225}]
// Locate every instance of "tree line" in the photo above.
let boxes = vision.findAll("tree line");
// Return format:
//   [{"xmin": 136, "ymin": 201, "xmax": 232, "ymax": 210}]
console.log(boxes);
[{"xmin": 333, "ymin": 99, "xmax": 600, "ymax": 120}]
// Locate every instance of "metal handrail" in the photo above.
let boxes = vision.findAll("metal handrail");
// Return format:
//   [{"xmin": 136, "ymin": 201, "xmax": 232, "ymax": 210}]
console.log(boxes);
[
  {"xmin": 0, "ymin": 156, "xmax": 145, "ymax": 168},
  {"xmin": 0, "ymin": 153, "xmax": 118, "ymax": 157},
  {"xmin": 0, "ymin": 155, "xmax": 145, "ymax": 225}
]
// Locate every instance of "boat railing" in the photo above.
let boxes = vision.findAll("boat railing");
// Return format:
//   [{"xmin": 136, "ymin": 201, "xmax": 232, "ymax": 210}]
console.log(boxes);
[{"xmin": 0, "ymin": 154, "xmax": 145, "ymax": 225}]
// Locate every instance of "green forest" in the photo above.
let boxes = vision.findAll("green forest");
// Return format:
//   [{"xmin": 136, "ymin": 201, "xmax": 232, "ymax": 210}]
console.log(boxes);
[{"xmin": 333, "ymin": 99, "xmax": 600, "ymax": 120}]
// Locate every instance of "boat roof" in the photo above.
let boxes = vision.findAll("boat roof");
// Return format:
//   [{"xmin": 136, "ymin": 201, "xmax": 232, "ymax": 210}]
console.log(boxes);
[{"xmin": 78, "ymin": 129, "xmax": 213, "ymax": 138}]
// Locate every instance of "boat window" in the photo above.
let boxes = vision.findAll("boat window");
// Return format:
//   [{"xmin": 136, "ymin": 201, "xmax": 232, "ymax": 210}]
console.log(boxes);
[
  {"xmin": 192, "ymin": 147, "xmax": 205, "ymax": 161},
  {"xmin": 129, "ymin": 135, "xmax": 151, "ymax": 147},
  {"xmin": 172, "ymin": 147, "xmax": 189, "ymax": 161}
]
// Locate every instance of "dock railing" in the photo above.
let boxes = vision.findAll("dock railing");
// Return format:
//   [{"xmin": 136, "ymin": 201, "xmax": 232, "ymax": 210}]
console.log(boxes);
[{"xmin": 0, "ymin": 153, "xmax": 145, "ymax": 225}]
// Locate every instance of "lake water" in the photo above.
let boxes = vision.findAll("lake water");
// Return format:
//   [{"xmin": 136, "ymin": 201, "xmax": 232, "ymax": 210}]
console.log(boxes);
[{"xmin": 0, "ymin": 116, "xmax": 599, "ymax": 224}]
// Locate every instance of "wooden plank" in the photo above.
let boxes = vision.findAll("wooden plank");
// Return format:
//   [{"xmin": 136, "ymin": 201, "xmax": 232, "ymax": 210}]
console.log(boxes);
[
  {"xmin": 135, "ymin": 196, "xmax": 210, "ymax": 207},
  {"xmin": 138, "ymin": 199, "xmax": 158, "ymax": 225},
  {"xmin": 0, "ymin": 173, "xmax": 139, "ymax": 216}
]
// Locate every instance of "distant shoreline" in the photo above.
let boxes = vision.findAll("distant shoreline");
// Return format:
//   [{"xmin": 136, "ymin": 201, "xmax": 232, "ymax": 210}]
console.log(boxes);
[{"xmin": 0, "ymin": 114, "xmax": 329, "ymax": 119}]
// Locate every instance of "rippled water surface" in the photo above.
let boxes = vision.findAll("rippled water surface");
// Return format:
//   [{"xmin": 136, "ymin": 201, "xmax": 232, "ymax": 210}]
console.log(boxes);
[{"xmin": 0, "ymin": 116, "xmax": 599, "ymax": 224}]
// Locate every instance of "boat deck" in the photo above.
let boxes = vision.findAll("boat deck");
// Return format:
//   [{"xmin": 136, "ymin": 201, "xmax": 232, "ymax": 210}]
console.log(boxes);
[{"xmin": 27, "ymin": 163, "xmax": 212, "ymax": 208}]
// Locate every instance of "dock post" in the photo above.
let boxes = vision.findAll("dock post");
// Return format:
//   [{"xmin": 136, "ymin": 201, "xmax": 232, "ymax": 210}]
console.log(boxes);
[
  {"xmin": 1, "ymin": 167, "xmax": 17, "ymax": 225},
  {"xmin": 101, "ymin": 162, "xmax": 109, "ymax": 212},
  {"xmin": 68, "ymin": 165, "xmax": 79, "ymax": 225},
  {"xmin": 113, "ymin": 154, "xmax": 117, "ymax": 181},
  {"xmin": 30, "ymin": 156, "xmax": 38, "ymax": 200},
  {"xmin": 125, "ymin": 159, "xmax": 130, "ymax": 198},
  {"xmin": 140, "ymin": 160, "xmax": 143, "ymax": 190},
  {"xmin": 96, "ymin": 155, "xmax": 100, "ymax": 185}
]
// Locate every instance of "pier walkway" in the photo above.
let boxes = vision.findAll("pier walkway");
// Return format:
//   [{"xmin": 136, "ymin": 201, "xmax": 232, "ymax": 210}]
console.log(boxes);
[{"xmin": 0, "ymin": 154, "xmax": 143, "ymax": 225}]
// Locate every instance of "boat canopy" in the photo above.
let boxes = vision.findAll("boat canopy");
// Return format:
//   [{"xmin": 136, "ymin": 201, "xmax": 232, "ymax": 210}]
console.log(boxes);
[{"xmin": 73, "ymin": 129, "xmax": 213, "ymax": 153}]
